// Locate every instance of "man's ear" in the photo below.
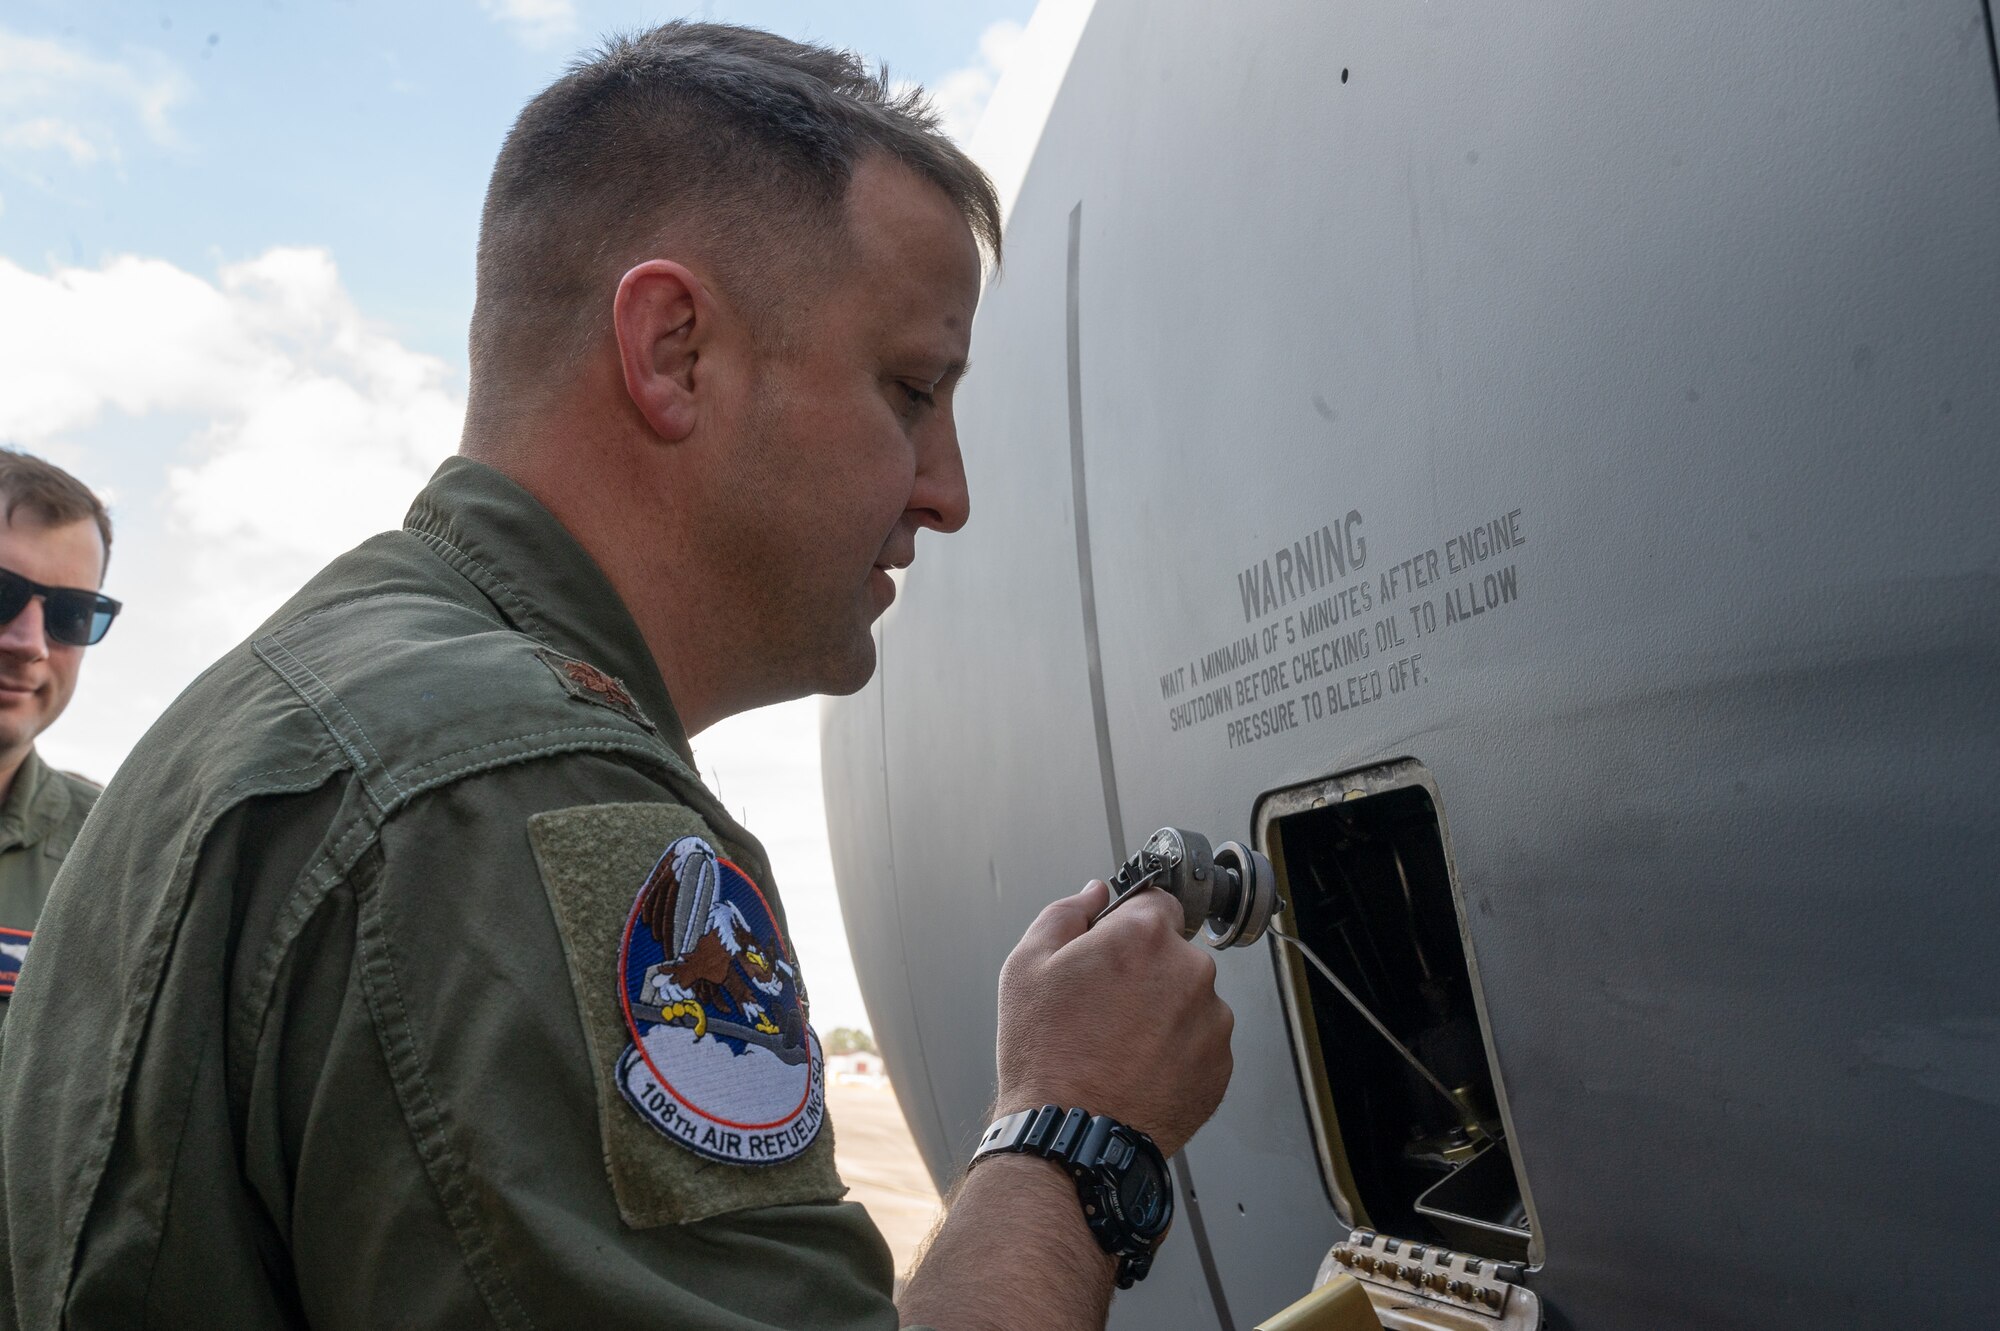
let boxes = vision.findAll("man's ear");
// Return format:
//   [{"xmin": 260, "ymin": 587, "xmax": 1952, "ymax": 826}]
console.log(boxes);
[{"xmin": 614, "ymin": 259, "xmax": 712, "ymax": 442}]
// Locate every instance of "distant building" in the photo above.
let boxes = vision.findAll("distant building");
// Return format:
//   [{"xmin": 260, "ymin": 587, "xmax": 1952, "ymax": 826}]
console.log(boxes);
[{"xmin": 827, "ymin": 1051, "xmax": 886, "ymax": 1085}]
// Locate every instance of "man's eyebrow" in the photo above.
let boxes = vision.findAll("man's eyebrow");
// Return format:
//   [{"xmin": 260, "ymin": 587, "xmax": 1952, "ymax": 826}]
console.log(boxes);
[{"xmin": 945, "ymin": 357, "xmax": 972, "ymax": 383}]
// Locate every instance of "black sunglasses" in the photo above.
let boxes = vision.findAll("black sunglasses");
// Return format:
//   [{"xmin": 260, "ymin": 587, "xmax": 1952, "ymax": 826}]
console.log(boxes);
[{"xmin": 0, "ymin": 567, "xmax": 120, "ymax": 647}]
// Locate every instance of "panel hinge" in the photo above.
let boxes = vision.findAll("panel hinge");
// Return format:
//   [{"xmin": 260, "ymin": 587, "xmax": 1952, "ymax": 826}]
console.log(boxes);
[{"xmin": 1318, "ymin": 1230, "xmax": 1542, "ymax": 1330}]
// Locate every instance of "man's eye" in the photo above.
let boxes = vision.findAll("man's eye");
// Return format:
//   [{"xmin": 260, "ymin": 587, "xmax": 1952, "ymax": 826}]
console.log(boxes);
[{"xmin": 899, "ymin": 383, "xmax": 936, "ymax": 411}]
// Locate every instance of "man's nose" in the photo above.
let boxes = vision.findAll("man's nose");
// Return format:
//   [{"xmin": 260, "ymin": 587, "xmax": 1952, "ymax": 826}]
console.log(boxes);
[
  {"xmin": 912, "ymin": 421, "xmax": 971, "ymax": 535},
  {"xmin": 0, "ymin": 597, "xmax": 51, "ymax": 660}
]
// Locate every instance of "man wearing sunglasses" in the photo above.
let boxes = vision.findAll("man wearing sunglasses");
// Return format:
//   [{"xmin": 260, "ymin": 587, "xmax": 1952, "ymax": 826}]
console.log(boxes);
[{"xmin": 0, "ymin": 449, "xmax": 119, "ymax": 1019}]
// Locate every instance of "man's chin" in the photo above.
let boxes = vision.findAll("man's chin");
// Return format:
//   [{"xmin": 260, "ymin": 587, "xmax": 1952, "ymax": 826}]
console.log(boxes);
[
  {"xmin": 815, "ymin": 634, "xmax": 880, "ymax": 698},
  {"xmin": 0, "ymin": 708, "xmax": 43, "ymax": 757}
]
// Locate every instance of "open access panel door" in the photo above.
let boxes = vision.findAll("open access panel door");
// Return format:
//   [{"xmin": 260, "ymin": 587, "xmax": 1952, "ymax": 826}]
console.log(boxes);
[{"xmin": 1259, "ymin": 759, "xmax": 1541, "ymax": 1270}]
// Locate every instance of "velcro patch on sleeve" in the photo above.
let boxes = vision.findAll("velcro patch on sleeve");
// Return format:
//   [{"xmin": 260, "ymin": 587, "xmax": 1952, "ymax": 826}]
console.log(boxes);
[{"xmin": 528, "ymin": 802, "xmax": 843, "ymax": 1228}]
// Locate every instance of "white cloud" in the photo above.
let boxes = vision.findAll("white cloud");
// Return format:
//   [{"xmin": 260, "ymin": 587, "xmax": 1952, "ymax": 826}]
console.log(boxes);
[
  {"xmin": 478, "ymin": 0, "xmax": 578, "ymax": 49},
  {"xmin": 0, "ymin": 27, "xmax": 190, "ymax": 167},
  {"xmin": 927, "ymin": 20, "xmax": 1027, "ymax": 146},
  {"xmin": 161, "ymin": 251, "xmax": 465, "ymax": 631},
  {"xmin": 0, "ymin": 250, "xmax": 459, "ymax": 607},
  {"xmin": 0, "ymin": 246, "xmax": 461, "ymax": 776},
  {"xmin": 2, "ymin": 116, "xmax": 102, "ymax": 165}
]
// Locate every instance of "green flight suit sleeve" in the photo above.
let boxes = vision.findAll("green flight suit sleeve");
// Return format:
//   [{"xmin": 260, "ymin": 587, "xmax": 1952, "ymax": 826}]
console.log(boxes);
[{"xmin": 277, "ymin": 751, "xmax": 904, "ymax": 1330}]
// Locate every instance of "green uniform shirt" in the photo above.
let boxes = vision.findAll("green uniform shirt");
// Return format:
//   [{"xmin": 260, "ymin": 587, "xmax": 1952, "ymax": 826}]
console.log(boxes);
[
  {"xmin": 0, "ymin": 751, "xmax": 100, "ymax": 1018},
  {"xmin": 0, "ymin": 458, "xmax": 907, "ymax": 1329}
]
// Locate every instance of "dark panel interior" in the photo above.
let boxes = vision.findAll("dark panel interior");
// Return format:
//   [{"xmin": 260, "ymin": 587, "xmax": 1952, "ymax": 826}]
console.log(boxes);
[{"xmin": 1274, "ymin": 785, "xmax": 1530, "ymax": 1262}]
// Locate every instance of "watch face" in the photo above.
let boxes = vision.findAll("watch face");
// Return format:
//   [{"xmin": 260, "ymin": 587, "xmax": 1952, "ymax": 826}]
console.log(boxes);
[{"xmin": 1114, "ymin": 1149, "xmax": 1172, "ymax": 1237}]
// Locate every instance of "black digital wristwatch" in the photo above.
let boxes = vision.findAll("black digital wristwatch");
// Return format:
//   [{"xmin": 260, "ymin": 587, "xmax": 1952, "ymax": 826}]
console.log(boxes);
[{"xmin": 970, "ymin": 1105, "xmax": 1175, "ymax": 1288}]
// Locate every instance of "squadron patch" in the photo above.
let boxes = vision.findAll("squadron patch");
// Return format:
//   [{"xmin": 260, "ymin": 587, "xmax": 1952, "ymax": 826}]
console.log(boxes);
[
  {"xmin": 0, "ymin": 927, "xmax": 26, "ymax": 995},
  {"xmin": 616, "ymin": 835, "xmax": 825, "ymax": 1165}
]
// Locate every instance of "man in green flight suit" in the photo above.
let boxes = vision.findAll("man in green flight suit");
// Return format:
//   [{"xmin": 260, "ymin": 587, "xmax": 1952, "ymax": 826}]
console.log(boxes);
[
  {"xmin": 0, "ymin": 23, "xmax": 1234, "ymax": 1330},
  {"xmin": 0, "ymin": 451, "xmax": 120, "ymax": 1017}
]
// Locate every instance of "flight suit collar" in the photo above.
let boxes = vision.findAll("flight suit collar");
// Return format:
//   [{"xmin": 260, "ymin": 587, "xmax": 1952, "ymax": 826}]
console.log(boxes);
[
  {"xmin": 0, "ymin": 749, "xmax": 67, "ymax": 856},
  {"xmin": 403, "ymin": 456, "xmax": 696, "ymax": 767}
]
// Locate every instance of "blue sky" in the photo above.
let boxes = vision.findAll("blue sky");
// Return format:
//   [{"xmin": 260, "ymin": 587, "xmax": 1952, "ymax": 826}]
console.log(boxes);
[
  {"xmin": 0, "ymin": 0, "xmax": 1067, "ymax": 1032},
  {"xmin": 4, "ymin": 0, "xmax": 1034, "ymax": 362}
]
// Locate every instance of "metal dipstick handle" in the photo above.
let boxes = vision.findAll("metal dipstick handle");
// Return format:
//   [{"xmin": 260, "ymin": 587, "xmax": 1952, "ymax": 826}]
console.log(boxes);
[{"xmin": 1091, "ymin": 827, "xmax": 1278, "ymax": 949}]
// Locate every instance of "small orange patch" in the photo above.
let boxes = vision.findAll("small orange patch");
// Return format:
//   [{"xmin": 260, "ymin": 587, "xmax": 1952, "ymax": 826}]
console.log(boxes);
[
  {"xmin": 562, "ymin": 659, "xmax": 635, "ymax": 708},
  {"xmin": 535, "ymin": 646, "xmax": 657, "ymax": 733}
]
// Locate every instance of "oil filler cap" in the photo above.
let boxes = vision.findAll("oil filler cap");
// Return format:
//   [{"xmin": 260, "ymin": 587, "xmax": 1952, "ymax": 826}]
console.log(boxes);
[
  {"xmin": 1203, "ymin": 838, "xmax": 1277, "ymax": 949},
  {"xmin": 1096, "ymin": 828, "xmax": 1277, "ymax": 950}
]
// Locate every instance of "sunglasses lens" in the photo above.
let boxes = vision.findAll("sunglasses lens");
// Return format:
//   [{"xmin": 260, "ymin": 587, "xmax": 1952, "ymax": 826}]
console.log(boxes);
[
  {"xmin": 0, "ymin": 572, "xmax": 31, "ymax": 627},
  {"xmin": 44, "ymin": 593, "xmax": 116, "ymax": 647}
]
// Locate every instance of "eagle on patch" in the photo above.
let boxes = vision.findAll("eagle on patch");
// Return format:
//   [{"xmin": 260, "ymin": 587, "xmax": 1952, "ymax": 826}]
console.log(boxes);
[{"xmin": 632, "ymin": 837, "xmax": 807, "ymax": 1062}]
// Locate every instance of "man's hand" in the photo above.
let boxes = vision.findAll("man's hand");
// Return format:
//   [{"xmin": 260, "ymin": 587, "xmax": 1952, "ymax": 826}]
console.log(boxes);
[
  {"xmin": 896, "ymin": 881, "xmax": 1235, "ymax": 1330},
  {"xmin": 993, "ymin": 879, "xmax": 1234, "ymax": 1158}
]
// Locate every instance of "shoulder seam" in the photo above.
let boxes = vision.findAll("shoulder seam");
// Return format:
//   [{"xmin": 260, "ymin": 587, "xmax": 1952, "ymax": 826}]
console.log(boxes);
[
  {"xmin": 218, "ymin": 757, "xmax": 341, "ymax": 803},
  {"xmin": 276, "ymin": 588, "xmax": 495, "ymax": 637},
  {"xmin": 255, "ymin": 637, "xmax": 406, "ymax": 809},
  {"xmin": 394, "ymin": 727, "xmax": 690, "ymax": 794}
]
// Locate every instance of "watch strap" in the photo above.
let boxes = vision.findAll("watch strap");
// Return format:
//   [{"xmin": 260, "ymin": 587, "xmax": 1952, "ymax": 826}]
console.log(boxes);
[{"xmin": 973, "ymin": 1104, "xmax": 1094, "ymax": 1166}]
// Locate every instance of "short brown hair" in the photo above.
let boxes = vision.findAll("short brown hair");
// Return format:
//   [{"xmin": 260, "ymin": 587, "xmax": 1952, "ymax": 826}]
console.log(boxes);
[
  {"xmin": 0, "ymin": 449, "xmax": 112, "ymax": 574},
  {"xmin": 468, "ymin": 22, "xmax": 1002, "ymax": 417}
]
